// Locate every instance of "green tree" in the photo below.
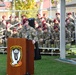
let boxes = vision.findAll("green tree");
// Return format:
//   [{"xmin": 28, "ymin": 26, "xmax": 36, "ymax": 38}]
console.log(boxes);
[
  {"xmin": 51, "ymin": 0, "xmax": 54, "ymax": 4},
  {"xmin": 15, "ymin": 0, "xmax": 39, "ymax": 18}
]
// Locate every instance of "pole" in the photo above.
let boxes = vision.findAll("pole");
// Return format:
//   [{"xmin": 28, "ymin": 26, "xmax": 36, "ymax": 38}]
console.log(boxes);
[
  {"xmin": 39, "ymin": 0, "xmax": 43, "ymax": 17},
  {"xmin": 49, "ymin": 0, "xmax": 51, "ymax": 18},
  {"xmin": 12, "ymin": 0, "xmax": 15, "ymax": 16},
  {"xmin": 60, "ymin": 0, "xmax": 66, "ymax": 59},
  {"xmin": 74, "ymin": 17, "xmax": 76, "ymax": 46}
]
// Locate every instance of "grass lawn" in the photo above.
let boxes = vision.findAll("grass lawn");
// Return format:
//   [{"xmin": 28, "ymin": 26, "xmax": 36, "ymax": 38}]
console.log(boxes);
[{"xmin": 0, "ymin": 54, "xmax": 76, "ymax": 75}]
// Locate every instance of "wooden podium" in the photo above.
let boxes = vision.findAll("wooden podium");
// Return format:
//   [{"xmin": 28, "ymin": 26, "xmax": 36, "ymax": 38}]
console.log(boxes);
[{"xmin": 7, "ymin": 38, "xmax": 34, "ymax": 75}]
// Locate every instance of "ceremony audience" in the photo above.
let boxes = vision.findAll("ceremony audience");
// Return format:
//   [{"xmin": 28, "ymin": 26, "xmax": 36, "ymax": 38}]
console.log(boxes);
[{"xmin": 0, "ymin": 12, "xmax": 75, "ymax": 55}]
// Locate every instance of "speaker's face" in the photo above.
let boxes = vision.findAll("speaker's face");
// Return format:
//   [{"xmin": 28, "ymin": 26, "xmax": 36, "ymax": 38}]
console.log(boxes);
[{"xmin": 24, "ymin": 21, "xmax": 29, "ymax": 27}]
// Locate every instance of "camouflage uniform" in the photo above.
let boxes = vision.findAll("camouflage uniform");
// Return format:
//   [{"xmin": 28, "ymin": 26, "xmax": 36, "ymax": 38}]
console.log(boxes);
[
  {"xmin": 0, "ymin": 20, "xmax": 6, "ymax": 46},
  {"xmin": 14, "ymin": 20, "xmax": 19, "ymax": 24},
  {"xmin": 14, "ymin": 16, "xmax": 19, "ymax": 23},
  {"xmin": 36, "ymin": 27, "xmax": 43, "ymax": 47},
  {"xmin": 42, "ymin": 28, "xmax": 51, "ymax": 47},
  {"xmin": 7, "ymin": 19, "xmax": 15, "ymax": 25},
  {"xmin": 19, "ymin": 25, "xmax": 38, "ymax": 41},
  {"xmin": 65, "ymin": 18, "xmax": 75, "ymax": 42},
  {"xmin": 65, "ymin": 20, "xmax": 74, "ymax": 32},
  {"xmin": 35, "ymin": 18, "xmax": 42, "ymax": 28},
  {"xmin": 54, "ymin": 23, "xmax": 60, "ymax": 30},
  {"xmin": 65, "ymin": 28, "xmax": 71, "ymax": 43},
  {"xmin": 0, "ymin": 27, "xmax": 4, "ymax": 46},
  {"xmin": 56, "ymin": 17, "xmax": 60, "ymax": 23},
  {"xmin": 13, "ymin": 16, "xmax": 20, "ymax": 28},
  {"xmin": 11, "ymin": 28, "xmax": 19, "ymax": 38},
  {"xmin": 0, "ymin": 22, "xmax": 6, "ymax": 29},
  {"xmin": 19, "ymin": 25, "xmax": 41, "ymax": 60},
  {"xmin": 52, "ymin": 20, "xmax": 60, "ymax": 48},
  {"xmin": 66, "ymin": 13, "xmax": 75, "ymax": 39},
  {"xmin": 3, "ymin": 28, "xmax": 12, "ymax": 47},
  {"xmin": 53, "ymin": 19, "xmax": 60, "ymax": 30},
  {"xmin": 55, "ymin": 12, "xmax": 60, "ymax": 23},
  {"xmin": 53, "ymin": 27, "xmax": 60, "ymax": 48}
]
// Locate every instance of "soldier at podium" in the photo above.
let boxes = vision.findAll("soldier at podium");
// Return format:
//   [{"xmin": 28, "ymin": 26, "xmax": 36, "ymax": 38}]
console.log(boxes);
[{"xmin": 19, "ymin": 18, "xmax": 41, "ymax": 60}]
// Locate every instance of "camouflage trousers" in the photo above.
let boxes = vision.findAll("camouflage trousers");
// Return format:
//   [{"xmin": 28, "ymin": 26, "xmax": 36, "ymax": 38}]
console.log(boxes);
[
  {"xmin": 2, "ymin": 38, "xmax": 7, "ymax": 47},
  {"xmin": 54, "ymin": 40, "xmax": 60, "ymax": 48},
  {"xmin": 43, "ymin": 40, "xmax": 51, "ymax": 48},
  {"xmin": 38, "ymin": 41, "xmax": 43, "ymax": 47}
]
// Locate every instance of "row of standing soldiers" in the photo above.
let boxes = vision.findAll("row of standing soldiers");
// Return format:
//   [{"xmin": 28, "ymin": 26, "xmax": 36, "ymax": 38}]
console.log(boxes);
[
  {"xmin": 35, "ymin": 12, "xmax": 75, "ymax": 48},
  {"xmin": 0, "ymin": 12, "xmax": 75, "ymax": 49}
]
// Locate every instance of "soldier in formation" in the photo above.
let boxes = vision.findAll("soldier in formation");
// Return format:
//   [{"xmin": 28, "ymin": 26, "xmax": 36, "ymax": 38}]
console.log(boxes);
[
  {"xmin": 65, "ymin": 12, "xmax": 75, "ymax": 42},
  {"xmin": 52, "ymin": 26, "xmax": 60, "ymax": 48},
  {"xmin": 0, "ymin": 12, "xmax": 75, "ymax": 53},
  {"xmin": 36, "ymin": 26, "xmax": 43, "ymax": 47},
  {"xmin": 19, "ymin": 19, "xmax": 41, "ymax": 60},
  {"xmin": 42, "ymin": 27, "xmax": 52, "ymax": 48}
]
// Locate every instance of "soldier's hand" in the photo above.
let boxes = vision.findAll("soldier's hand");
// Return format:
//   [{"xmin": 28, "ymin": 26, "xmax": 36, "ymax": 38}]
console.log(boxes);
[
  {"xmin": 32, "ymin": 40, "xmax": 35, "ymax": 44},
  {"xmin": 40, "ymin": 39, "xmax": 43, "ymax": 42},
  {"xmin": 67, "ymin": 20, "xmax": 70, "ymax": 23}
]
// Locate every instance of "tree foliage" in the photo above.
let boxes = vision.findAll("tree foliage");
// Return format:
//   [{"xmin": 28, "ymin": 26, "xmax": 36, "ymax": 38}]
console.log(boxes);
[
  {"xmin": 51, "ymin": 0, "xmax": 54, "ymax": 4},
  {"xmin": 15, "ymin": 0, "xmax": 39, "ymax": 18}
]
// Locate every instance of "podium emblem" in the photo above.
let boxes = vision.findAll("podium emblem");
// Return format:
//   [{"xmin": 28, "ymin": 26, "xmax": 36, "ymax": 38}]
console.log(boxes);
[{"xmin": 10, "ymin": 45, "xmax": 22, "ymax": 67}]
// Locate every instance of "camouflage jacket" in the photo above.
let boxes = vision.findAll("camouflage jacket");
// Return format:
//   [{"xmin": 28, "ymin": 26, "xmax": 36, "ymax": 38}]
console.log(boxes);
[
  {"xmin": 42, "ymin": 31, "xmax": 51, "ymax": 41},
  {"xmin": 37, "ymin": 30, "xmax": 43, "ymax": 40},
  {"xmin": 19, "ymin": 25, "xmax": 38, "ymax": 41},
  {"xmin": 52, "ymin": 31, "xmax": 60, "ymax": 40}
]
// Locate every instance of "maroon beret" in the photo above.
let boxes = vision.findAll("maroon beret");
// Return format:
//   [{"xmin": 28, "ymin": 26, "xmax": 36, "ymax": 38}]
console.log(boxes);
[
  {"xmin": 37, "ymin": 26, "xmax": 41, "ymax": 29},
  {"xmin": 2, "ymin": 15, "xmax": 6, "ymax": 19},
  {"xmin": 6, "ymin": 21, "xmax": 10, "ymax": 24},
  {"xmin": 23, "ymin": 18, "xmax": 28, "ymax": 24},
  {"xmin": 9, "ymin": 15, "xmax": 13, "ymax": 18},
  {"xmin": 67, "ymin": 12, "xmax": 72, "ymax": 15},
  {"xmin": 65, "ymin": 18, "xmax": 69, "ymax": 22},
  {"xmin": 54, "ymin": 26, "xmax": 58, "ymax": 29},
  {"xmin": 21, "ymin": 15, "xmax": 26, "ymax": 18},
  {"xmin": 13, "ymin": 28, "xmax": 17, "ymax": 32},
  {"xmin": 43, "ymin": 13, "xmax": 46, "ymax": 16},
  {"xmin": 15, "ymin": 16, "xmax": 18, "ymax": 18},
  {"xmin": 56, "ymin": 13, "xmax": 60, "ymax": 15},
  {"xmin": 53, "ymin": 19, "xmax": 57, "ymax": 23},
  {"xmin": 42, "ymin": 20, "xmax": 46, "ymax": 24},
  {"xmin": 37, "ymin": 13, "xmax": 40, "ymax": 16},
  {"xmin": 43, "ymin": 27, "xmax": 47, "ymax": 30}
]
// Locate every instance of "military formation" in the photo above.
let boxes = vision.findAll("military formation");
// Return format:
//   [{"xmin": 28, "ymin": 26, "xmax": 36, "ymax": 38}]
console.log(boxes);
[
  {"xmin": 0, "ymin": 12, "xmax": 75, "ymax": 49},
  {"xmin": 35, "ymin": 12, "xmax": 75, "ymax": 48}
]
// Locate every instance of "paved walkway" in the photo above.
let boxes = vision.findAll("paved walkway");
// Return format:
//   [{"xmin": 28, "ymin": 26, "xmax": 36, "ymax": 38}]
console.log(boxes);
[{"xmin": 56, "ymin": 58, "xmax": 76, "ymax": 65}]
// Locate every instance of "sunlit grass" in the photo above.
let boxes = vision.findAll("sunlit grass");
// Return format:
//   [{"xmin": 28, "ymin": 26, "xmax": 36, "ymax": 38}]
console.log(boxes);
[{"xmin": 0, "ymin": 54, "xmax": 76, "ymax": 75}]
